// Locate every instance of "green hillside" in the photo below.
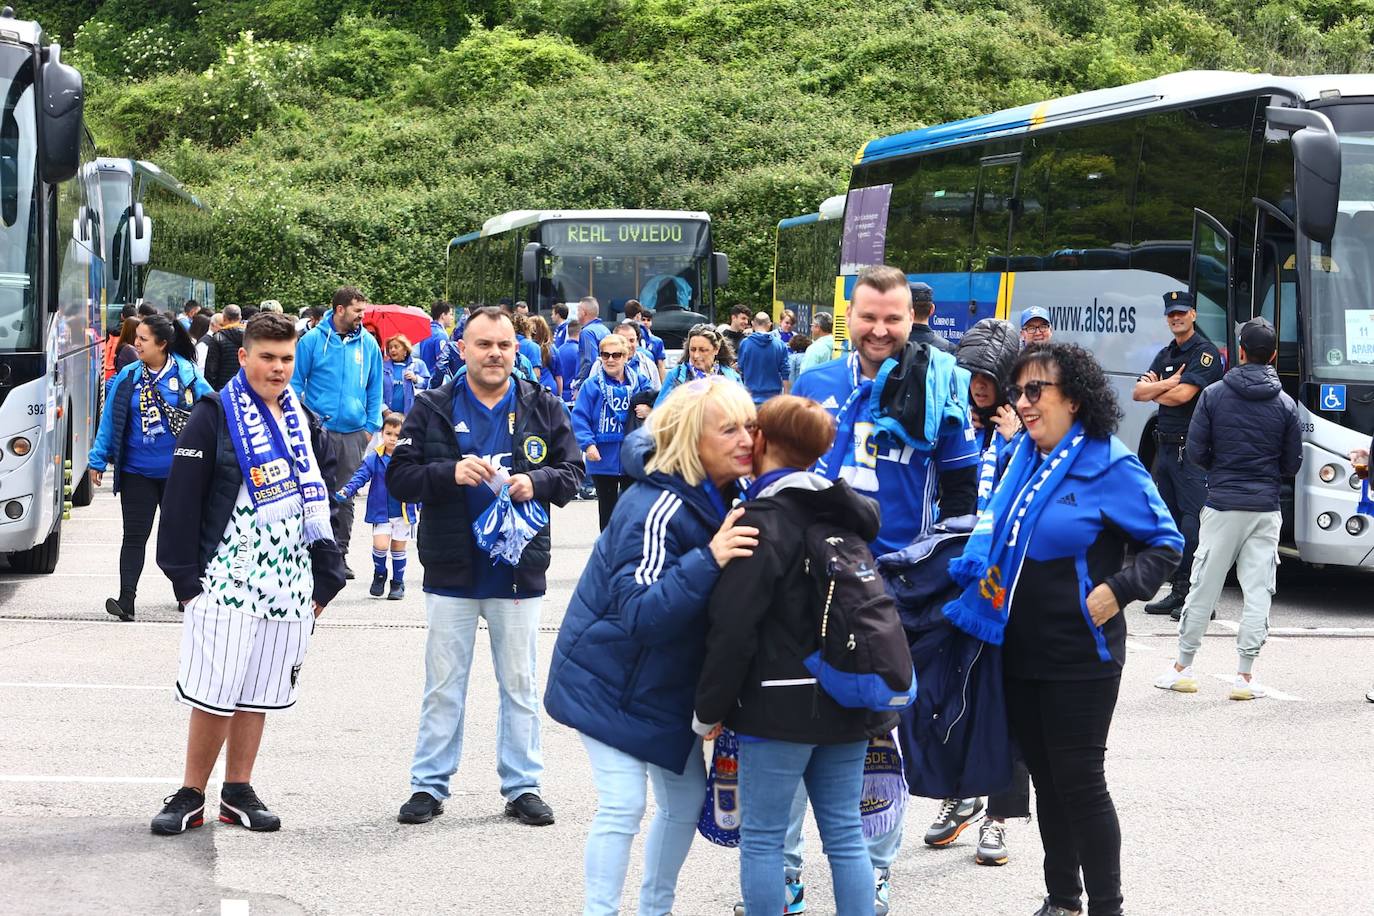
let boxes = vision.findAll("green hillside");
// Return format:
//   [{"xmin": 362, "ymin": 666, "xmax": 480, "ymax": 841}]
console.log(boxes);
[{"xmin": 23, "ymin": 0, "xmax": 1374, "ymax": 313}]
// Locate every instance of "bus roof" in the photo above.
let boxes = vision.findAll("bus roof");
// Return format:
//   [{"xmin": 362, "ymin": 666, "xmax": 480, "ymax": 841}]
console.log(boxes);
[
  {"xmin": 473, "ymin": 208, "xmax": 711, "ymax": 239},
  {"xmin": 855, "ymin": 71, "xmax": 1374, "ymax": 166},
  {"xmin": 776, "ymin": 194, "xmax": 846, "ymax": 229}
]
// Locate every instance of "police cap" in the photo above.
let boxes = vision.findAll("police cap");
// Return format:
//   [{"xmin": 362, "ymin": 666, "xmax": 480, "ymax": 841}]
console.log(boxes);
[{"xmin": 1164, "ymin": 291, "xmax": 1195, "ymax": 314}]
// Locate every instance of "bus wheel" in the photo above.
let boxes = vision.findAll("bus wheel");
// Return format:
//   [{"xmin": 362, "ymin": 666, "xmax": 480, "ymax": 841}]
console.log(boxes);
[{"xmin": 7, "ymin": 525, "xmax": 60, "ymax": 574}]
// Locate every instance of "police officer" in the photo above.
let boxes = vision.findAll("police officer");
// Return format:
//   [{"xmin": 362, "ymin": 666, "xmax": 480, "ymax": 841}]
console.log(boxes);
[{"xmin": 1132, "ymin": 291, "xmax": 1224, "ymax": 615}]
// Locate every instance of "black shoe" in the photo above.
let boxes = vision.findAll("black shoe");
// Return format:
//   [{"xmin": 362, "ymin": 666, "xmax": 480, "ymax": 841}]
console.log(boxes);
[
  {"xmin": 219, "ymin": 783, "xmax": 281, "ymax": 832},
  {"xmin": 344, "ymin": 564, "xmax": 356, "ymax": 580},
  {"xmin": 1171, "ymin": 606, "xmax": 1218, "ymax": 622},
  {"xmin": 398, "ymin": 791, "xmax": 444, "ymax": 824},
  {"xmin": 504, "ymin": 792, "xmax": 554, "ymax": 826},
  {"xmin": 105, "ymin": 596, "xmax": 134, "ymax": 622},
  {"xmin": 1143, "ymin": 590, "xmax": 1185, "ymax": 615},
  {"xmin": 369, "ymin": 572, "xmax": 386, "ymax": 598},
  {"xmin": 151, "ymin": 786, "xmax": 205, "ymax": 835},
  {"xmin": 388, "ymin": 580, "xmax": 405, "ymax": 600}
]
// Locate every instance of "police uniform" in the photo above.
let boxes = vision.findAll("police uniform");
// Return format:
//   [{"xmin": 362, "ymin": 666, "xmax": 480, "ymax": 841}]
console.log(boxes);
[{"xmin": 1145, "ymin": 292, "xmax": 1223, "ymax": 609}]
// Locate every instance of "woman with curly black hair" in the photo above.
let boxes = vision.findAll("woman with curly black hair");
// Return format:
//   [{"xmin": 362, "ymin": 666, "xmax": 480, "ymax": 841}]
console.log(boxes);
[{"xmin": 943, "ymin": 343, "xmax": 1182, "ymax": 916}]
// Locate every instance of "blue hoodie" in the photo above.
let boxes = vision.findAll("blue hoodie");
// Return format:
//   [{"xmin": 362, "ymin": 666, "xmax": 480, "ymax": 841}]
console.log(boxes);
[
  {"xmin": 292, "ymin": 310, "xmax": 384, "ymax": 434},
  {"xmin": 737, "ymin": 331, "xmax": 789, "ymax": 403}
]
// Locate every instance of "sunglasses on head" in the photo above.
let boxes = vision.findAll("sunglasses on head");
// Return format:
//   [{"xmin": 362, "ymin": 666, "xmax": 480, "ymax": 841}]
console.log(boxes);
[{"xmin": 1006, "ymin": 380, "xmax": 1059, "ymax": 404}]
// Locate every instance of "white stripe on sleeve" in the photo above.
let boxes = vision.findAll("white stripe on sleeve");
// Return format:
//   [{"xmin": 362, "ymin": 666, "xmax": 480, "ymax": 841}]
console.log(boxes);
[{"xmin": 634, "ymin": 491, "xmax": 683, "ymax": 585}]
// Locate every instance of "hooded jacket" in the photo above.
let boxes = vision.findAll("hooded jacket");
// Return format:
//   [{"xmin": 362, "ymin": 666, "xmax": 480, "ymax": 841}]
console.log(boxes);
[
  {"xmin": 544, "ymin": 429, "xmax": 732, "ymax": 773},
  {"xmin": 291, "ymin": 310, "xmax": 384, "ymax": 435},
  {"xmin": 385, "ymin": 376, "xmax": 582, "ymax": 595},
  {"xmin": 202, "ymin": 325, "xmax": 245, "ymax": 391},
  {"xmin": 693, "ymin": 473, "xmax": 899, "ymax": 744},
  {"xmin": 737, "ymin": 331, "xmax": 790, "ymax": 402},
  {"xmin": 1186, "ymin": 363, "xmax": 1302, "ymax": 512}
]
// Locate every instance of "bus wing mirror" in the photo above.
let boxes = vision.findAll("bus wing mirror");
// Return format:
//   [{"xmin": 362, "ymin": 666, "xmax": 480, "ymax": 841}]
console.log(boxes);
[
  {"xmin": 129, "ymin": 204, "xmax": 151, "ymax": 266},
  {"xmin": 1266, "ymin": 105, "xmax": 1341, "ymax": 244},
  {"xmin": 39, "ymin": 44, "xmax": 84, "ymax": 184},
  {"xmin": 522, "ymin": 242, "xmax": 544, "ymax": 284},
  {"xmin": 712, "ymin": 251, "xmax": 729, "ymax": 288}
]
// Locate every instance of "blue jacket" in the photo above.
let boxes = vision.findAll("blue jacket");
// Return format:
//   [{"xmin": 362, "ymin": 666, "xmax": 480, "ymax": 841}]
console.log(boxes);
[
  {"xmin": 544, "ymin": 430, "xmax": 731, "ymax": 773},
  {"xmin": 654, "ymin": 362, "xmax": 743, "ymax": 407},
  {"xmin": 737, "ymin": 331, "xmax": 789, "ymax": 402},
  {"xmin": 577, "ymin": 319, "xmax": 611, "ymax": 387},
  {"xmin": 556, "ymin": 340, "xmax": 580, "ymax": 403},
  {"xmin": 416, "ymin": 321, "xmax": 448, "ymax": 374},
  {"xmin": 338, "ymin": 447, "xmax": 420, "ymax": 525},
  {"xmin": 572, "ymin": 367, "xmax": 655, "ymax": 476},
  {"xmin": 1186, "ymin": 363, "xmax": 1302, "ymax": 512},
  {"xmin": 292, "ymin": 310, "xmax": 385, "ymax": 434},
  {"xmin": 89, "ymin": 354, "xmax": 212, "ymax": 495},
  {"xmin": 381, "ymin": 356, "xmax": 430, "ymax": 416}
]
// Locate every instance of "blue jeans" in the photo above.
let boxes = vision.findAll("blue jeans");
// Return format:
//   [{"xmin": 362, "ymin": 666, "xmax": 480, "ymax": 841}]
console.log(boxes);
[
  {"xmin": 740, "ymin": 739, "xmax": 873, "ymax": 916},
  {"xmin": 580, "ymin": 733, "xmax": 705, "ymax": 916},
  {"xmin": 785, "ymin": 784, "xmax": 903, "ymax": 870},
  {"xmin": 409, "ymin": 595, "xmax": 544, "ymax": 802}
]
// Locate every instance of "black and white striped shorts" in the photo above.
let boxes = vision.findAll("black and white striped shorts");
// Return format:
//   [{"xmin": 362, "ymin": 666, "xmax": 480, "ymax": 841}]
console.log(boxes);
[{"xmin": 174, "ymin": 592, "xmax": 314, "ymax": 717}]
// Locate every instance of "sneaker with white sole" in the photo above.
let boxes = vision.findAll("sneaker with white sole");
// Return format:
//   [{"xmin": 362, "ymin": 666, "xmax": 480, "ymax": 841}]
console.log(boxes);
[
  {"xmin": 1153, "ymin": 665, "xmax": 1198, "ymax": 693},
  {"xmin": 924, "ymin": 796, "xmax": 984, "ymax": 846},
  {"xmin": 874, "ymin": 867, "xmax": 890, "ymax": 916},
  {"xmin": 730, "ymin": 869, "xmax": 805, "ymax": 915},
  {"xmin": 975, "ymin": 817, "xmax": 1009, "ymax": 865},
  {"xmin": 1230, "ymin": 675, "xmax": 1267, "ymax": 701}
]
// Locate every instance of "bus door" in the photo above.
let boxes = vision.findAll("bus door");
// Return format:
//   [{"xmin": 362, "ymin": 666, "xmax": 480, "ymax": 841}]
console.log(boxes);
[
  {"xmin": 1190, "ymin": 208, "xmax": 1237, "ymax": 363},
  {"xmin": 1252, "ymin": 200, "xmax": 1300, "ymax": 398},
  {"xmin": 973, "ymin": 154, "xmax": 1020, "ymax": 332}
]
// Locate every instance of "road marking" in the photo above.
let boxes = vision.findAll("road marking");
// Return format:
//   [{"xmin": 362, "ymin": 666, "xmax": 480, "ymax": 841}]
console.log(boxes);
[
  {"xmin": 222, "ymin": 901, "xmax": 250, "ymax": 916},
  {"xmin": 1206, "ymin": 672, "xmax": 1302, "ymax": 702},
  {"xmin": 0, "ymin": 681, "xmax": 165, "ymax": 690},
  {"xmin": 0, "ymin": 774, "xmax": 182, "ymax": 784},
  {"xmin": 1126, "ymin": 640, "xmax": 1157, "ymax": 653}
]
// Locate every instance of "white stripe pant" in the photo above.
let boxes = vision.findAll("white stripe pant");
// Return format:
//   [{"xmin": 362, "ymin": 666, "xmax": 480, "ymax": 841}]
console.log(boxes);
[{"xmin": 175, "ymin": 592, "xmax": 314, "ymax": 716}]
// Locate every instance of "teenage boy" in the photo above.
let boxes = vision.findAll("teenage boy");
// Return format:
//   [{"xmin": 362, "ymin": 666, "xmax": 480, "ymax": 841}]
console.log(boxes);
[{"xmin": 152, "ymin": 311, "xmax": 347, "ymax": 835}]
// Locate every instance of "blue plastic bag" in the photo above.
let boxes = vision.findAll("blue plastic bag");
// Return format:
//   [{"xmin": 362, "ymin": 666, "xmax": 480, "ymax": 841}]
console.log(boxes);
[{"xmin": 472, "ymin": 484, "xmax": 550, "ymax": 567}]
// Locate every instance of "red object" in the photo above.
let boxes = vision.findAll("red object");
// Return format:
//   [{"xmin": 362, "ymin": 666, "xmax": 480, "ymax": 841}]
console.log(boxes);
[{"xmin": 363, "ymin": 304, "xmax": 431, "ymax": 351}]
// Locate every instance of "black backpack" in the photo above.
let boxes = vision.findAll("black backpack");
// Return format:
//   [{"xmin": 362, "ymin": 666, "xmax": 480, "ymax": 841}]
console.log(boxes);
[{"xmin": 800, "ymin": 521, "xmax": 918, "ymax": 711}]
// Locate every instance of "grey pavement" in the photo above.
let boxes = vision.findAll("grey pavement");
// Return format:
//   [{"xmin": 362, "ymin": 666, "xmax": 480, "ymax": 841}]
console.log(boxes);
[{"xmin": 2, "ymin": 486, "xmax": 1373, "ymax": 914}]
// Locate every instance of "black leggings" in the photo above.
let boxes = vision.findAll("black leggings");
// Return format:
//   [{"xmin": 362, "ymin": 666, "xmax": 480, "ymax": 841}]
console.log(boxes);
[
  {"xmin": 118, "ymin": 472, "xmax": 167, "ymax": 602},
  {"xmin": 591, "ymin": 474, "xmax": 632, "ymax": 531},
  {"xmin": 1005, "ymin": 675, "xmax": 1122, "ymax": 916}
]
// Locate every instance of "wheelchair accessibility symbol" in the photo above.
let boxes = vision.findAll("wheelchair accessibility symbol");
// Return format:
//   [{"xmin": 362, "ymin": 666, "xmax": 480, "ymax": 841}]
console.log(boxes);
[{"xmin": 1321, "ymin": 384, "xmax": 1347, "ymax": 411}]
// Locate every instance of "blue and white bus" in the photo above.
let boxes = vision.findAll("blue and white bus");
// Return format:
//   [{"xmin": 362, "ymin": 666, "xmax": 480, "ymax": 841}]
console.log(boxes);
[
  {"xmin": 838, "ymin": 69, "xmax": 1374, "ymax": 566},
  {"xmin": 0, "ymin": 12, "xmax": 102, "ymax": 573}
]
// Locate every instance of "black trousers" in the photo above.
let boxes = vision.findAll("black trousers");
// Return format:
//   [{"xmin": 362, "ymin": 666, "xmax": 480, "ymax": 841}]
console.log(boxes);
[
  {"xmin": 118, "ymin": 472, "xmax": 167, "ymax": 602},
  {"xmin": 1006, "ymin": 675, "xmax": 1123, "ymax": 916},
  {"xmin": 591, "ymin": 474, "xmax": 632, "ymax": 531},
  {"xmin": 987, "ymin": 758, "xmax": 1031, "ymax": 819},
  {"xmin": 1153, "ymin": 444, "xmax": 1206, "ymax": 592}
]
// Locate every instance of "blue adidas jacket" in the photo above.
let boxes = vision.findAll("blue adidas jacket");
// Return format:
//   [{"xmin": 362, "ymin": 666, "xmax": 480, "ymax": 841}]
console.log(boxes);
[
  {"xmin": 544, "ymin": 430, "xmax": 732, "ymax": 773},
  {"xmin": 291, "ymin": 310, "xmax": 384, "ymax": 435},
  {"xmin": 337, "ymin": 447, "xmax": 420, "ymax": 525},
  {"xmin": 89, "ymin": 354, "xmax": 212, "ymax": 495}
]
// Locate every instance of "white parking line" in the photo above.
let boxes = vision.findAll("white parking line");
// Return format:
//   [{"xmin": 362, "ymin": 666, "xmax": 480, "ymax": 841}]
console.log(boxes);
[
  {"xmin": 222, "ymin": 902, "xmax": 250, "ymax": 916},
  {"xmin": 0, "ymin": 682, "xmax": 164, "ymax": 690},
  {"xmin": 1126, "ymin": 640, "xmax": 1158, "ymax": 653},
  {"xmin": 1206, "ymin": 672, "xmax": 1303, "ymax": 701},
  {"xmin": 0, "ymin": 775, "xmax": 182, "ymax": 784}
]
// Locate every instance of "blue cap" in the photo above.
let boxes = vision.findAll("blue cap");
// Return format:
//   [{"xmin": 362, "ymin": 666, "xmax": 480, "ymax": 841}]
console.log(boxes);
[
  {"xmin": 1164, "ymin": 291, "xmax": 1195, "ymax": 313},
  {"xmin": 909, "ymin": 281, "xmax": 934, "ymax": 303},
  {"xmin": 1020, "ymin": 306, "xmax": 1050, "ymax": 328}
]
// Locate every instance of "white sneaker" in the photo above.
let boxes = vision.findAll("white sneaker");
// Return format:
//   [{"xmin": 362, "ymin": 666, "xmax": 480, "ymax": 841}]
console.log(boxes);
[
  {"xmin": 1153, "ymin": 665, "xmax": 1198, "ymax": 693},
  {"xmin": 1230, "ymin": 676, "xmax": 1267, "ymax": 701}
]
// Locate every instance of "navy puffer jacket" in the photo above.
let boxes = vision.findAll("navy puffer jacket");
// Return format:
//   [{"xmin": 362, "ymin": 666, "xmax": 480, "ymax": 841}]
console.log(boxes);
[
  {"xmin": 1186, "ymin": 364, "xmax": 1302, "ymax": 512},
  {"xmin": 544, "ymin": 429, "xmax": 730, "ymax": 773}
]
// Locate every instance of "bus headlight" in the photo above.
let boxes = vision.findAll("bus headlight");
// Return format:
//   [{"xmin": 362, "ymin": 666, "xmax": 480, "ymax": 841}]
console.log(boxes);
[
  {"xmin": 1318, "ymin": 512, "xmax": 1338, "ymax": 530},
  {"xmin": 1319, "ymin": 463, "xmax": 1340, "ymax": 483},
  {"xmin": 7, "ymin": 436, "xmax": 30, "ymax": 457},
  {"xmin": 1348, "ymin": 516, "xmax": 1367, "ymax": 536}
]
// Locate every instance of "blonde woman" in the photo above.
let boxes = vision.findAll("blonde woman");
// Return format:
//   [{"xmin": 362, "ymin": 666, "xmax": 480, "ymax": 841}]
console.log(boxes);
[
  {"xmin": 545, "ymin": 376, "xmax": 760, "ymax": 916},
  {"xmin": 382, "ymin": 334, "xmax": 429, "ymax": 415}
]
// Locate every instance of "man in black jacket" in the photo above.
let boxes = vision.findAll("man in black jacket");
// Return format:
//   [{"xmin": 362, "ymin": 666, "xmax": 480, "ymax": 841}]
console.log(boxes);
[
  {"xmin": 1155, "ymin": 318, "xmax": 1301, "ymax": 701},
  {"xmin": 150, "ymin": 312, "xmax": 347, "ymax": 836},
  {"xmin": 387, "ymin": 306, "xmax": 582, "ymax": 828},
  {"xmin": 202, "ymin": 303, "xmax": 245, "ymax": 390}
]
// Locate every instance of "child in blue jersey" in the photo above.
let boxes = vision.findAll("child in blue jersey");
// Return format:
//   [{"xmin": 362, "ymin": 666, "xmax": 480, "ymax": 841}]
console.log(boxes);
[
  {"xmin": 573, "ymin": 331, "xmax": 655, "ymax": 529},
  {"xmin": 336, "ymin": 413, "xmax": 420, "ymax": 600}
]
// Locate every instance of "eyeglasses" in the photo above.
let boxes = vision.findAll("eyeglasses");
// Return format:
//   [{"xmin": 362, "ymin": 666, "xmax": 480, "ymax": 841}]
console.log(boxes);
[
  {"xmin": 1006, "ymin": 380, "xmax": 1059, "ymax": 404},
  {"xmin": 1022, "ymin": 323, "xmax": 1051, "ymax": 335}
]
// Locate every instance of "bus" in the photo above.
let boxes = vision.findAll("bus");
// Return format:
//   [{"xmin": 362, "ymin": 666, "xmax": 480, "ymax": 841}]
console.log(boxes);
[
  {"xmin": 0, "ymin": 15, "xmax": 104, "ymax": 573},
  {"xmin": 772, "ymin": 194, "xmax": 844, "ymax": 330},
  {"xmin": 97, "ymin": 158, "xmax": 215, "ymax": 334},
  {"xmin": 837, "ymin": 69, "xmax": 1374, "ymax": 566},
  {"xmin": 445, "ymin": 209, "xmax": 730, "ymax": 348}
]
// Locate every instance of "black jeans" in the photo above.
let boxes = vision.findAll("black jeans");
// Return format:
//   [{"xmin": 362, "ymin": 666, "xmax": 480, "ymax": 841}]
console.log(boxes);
[
  {"xmin": 591, "ymin": 474, "xmax": 632, "ymax": 531},
  {"xmin": 1005, "ymin": 675, "xmax": 1122, "ymax": 916},
  {"xmin": 1153, "ymin": 445, "xmax": 1206, "ymax": 592},
  {"xmin": 118, "ymin": 472, "xmax": 167, "ymax": 602}
]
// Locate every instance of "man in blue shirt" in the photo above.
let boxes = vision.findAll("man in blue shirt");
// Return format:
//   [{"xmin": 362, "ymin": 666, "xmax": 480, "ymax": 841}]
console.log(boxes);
[
  {"xmin": 575, "ymin": 296, "xmax": 610, "ymax": 391},
  {"xmin": 556, "ymin": 319, "xmax": 581, "ymax": 404},
  {"xmin": 387, "ymin": 306, "xmax": 583, "ymax": 829},
  {"xmin": 737, "ymin": 311, "xmax": 791, "ymax": 404},
  {"xmin": 550, "ymin": 303, "xmax": 570, "ymax": 349},
  {"xmin": 416, "ymin": 301, "xmax": 454, "ymax": 374},
  {"xmin": 624, "ymin": 300, "xmax": 667, "ymax": 380}
]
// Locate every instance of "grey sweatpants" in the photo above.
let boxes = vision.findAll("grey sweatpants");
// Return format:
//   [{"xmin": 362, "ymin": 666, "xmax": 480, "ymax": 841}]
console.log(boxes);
[
  {"xmin": 1176, "ymin": 506, "xmax": 1281, "ymax": 674},
  {"xmin": 329, "ymin": 428, "xmax": 373, "ymax": 555}
]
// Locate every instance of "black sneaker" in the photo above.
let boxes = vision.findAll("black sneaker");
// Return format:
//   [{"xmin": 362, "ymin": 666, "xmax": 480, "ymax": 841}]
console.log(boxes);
[
  {"xmin": 150, "ymin": 786, "xmax": 205, "ymax": 835},
  {"xmin": 369, "ymin": 572, "xmax": 386, "ymax": 598},
  {"xmin": 219, "ymin": 783, "xmax": 281, "ymax": 832},
  {"xmin": 105, "ymin": 596, "xmax": 134, "ymax": 622},
  {"xmin": 924, "ymin": 796, "xmax": 984, "ymax": 846},
  {"xmin": 504, "ymin": 792, "xmax": 554, "ymax": 826},
  {"xmin": 1170, "ymin": 606, "xmax": 1217, "ymax": 623},
  {"xmin": 1143, "ymin": 590, "xmax": 1185, "ymax": 615},
  {"xmin": 344, "ymin": 564, "xmax": 356, "ymax": 580},
  {"xmin": 1032, "ymin": 899, "xmax": 1081, "ymax": 916},
  {"xmin": 398, "ymin": 791, "xmax": 444, "ymax": 824},
  {"xmin": 388, "ymin": 580, "xmax": 405, "ymax": 600}
]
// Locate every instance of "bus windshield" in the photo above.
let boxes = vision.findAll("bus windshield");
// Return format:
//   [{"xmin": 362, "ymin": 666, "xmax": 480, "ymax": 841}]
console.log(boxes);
[
  {"xmin": 0, "ymin": 44, "xmax": 37, "ymax": 353},
  {"xmin": 98, "ymin": 170, "xmax": 132, "ymax": 311},
  {"xmin": 540, "ymin": 218, "xmax": 710, "ymax": 310},
  {"xmin": 1307, "ymin": 105, "xmax": 1374, "ymax": 381}
]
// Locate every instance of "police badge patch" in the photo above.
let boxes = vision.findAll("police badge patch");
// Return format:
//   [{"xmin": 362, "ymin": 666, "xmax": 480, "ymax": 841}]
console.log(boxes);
[{"xmin": 1200, "ymin": 353, "xmax": 1213, "ymax": 367}]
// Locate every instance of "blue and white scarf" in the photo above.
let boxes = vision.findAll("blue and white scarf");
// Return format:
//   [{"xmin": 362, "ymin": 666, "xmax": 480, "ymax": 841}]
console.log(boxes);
[
  {"xmin": 222, "ymin": 369, "xmax": 332, "ymax": 543},
  {"xmin": 942, "ymin": 424, "xmax": 1088, "ymax": 645}
]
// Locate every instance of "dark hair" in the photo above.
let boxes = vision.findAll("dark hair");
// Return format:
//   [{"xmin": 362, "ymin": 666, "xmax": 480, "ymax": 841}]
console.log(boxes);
[
  {"xmin": 1009, "ymin": 343, "xmax": 1121, "ymax": 439},
  {"xmin": 304, "ymin": 306, "xmax": 324, "ymax": 321},
  {"xmin": 758, "ymin": 395, "xmax": 837, "ymax": 469},
  {"xmin": 789, "ymin": 333, "xmax": 812, "ymax": 353},
  {"xmin": 430, "ymin": 300, "xmax": 453, "ymax": 321},
  {"xmin": 729, "ymin": 304, "xmax": 751, "ymax": 319},
  {"xmin": 188, "ymin": 313, "xmax": 212, "ymax": 342},
  {"xmin": 243, "ymin": 311, "xmax": 299, "ymax": 348},
  {"xmin": 552, "ymin": 303, "xmax": 569, "ymax": 321},
  {"xmin": 120, "ymin": 303, "xmax": 138, "ymax": 319},
  {"xmin": 331, "ymin": 286, "xmax": 366, "ymax": 309},
  {"xmin": 240, "ymin": 304, "xmax": 260, "ymax": 321},
  {"xmin": 136, "ymin": 302, "xmax": 158, "ymax": 317},
  {"xmin": 853, "ymin": 264, "xmax": 911, "ymax": 298},
  {"xmin": 141, "ymin": 314, "xmax": 196, "ymax": 361},
  {"xmin": 623, "ymin": 299, "xmax": 643, "ymax": 319},
  {"xmin": 183, "ymin": 299, "xmax": 201, "ymax": 315},
  {"xmin": 382, "ymin": 411, "xmax": 405, "ymax": 429},
  {"xmin": 687, "ymin": 323, "xmax": 736, "ymax": 368},
  {"xmin": 117, "ymin": 316, "xmax": 140, "ymax": 349},
  {"xmin": 464, "ymin": 305, "xmax": 515, "ymax": 334}
]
